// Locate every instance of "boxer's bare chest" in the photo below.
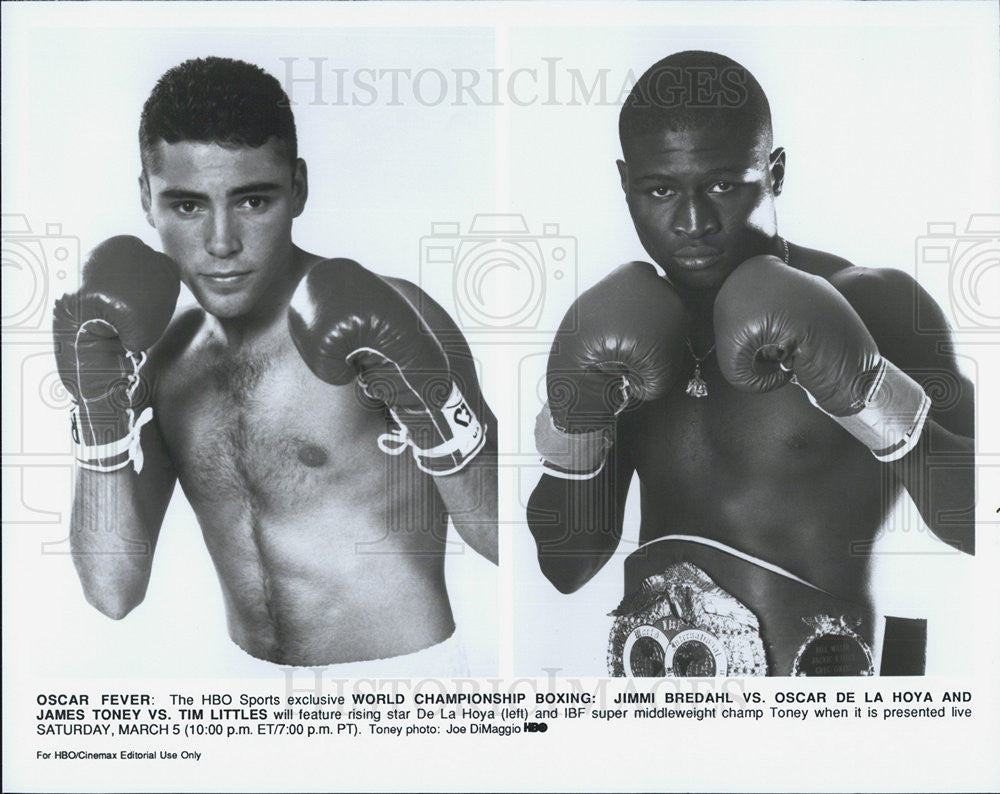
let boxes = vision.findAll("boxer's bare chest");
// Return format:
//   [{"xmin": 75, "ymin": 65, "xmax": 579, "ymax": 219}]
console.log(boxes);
[
  {"xmin": 148, "ymin": 315, "xmax": 452, "ymax": 663},
  {"xmin": 622, "ymin": 359, "xmax": 893, "ymax": 587},
  {"xmin": 153, "ymin": 325, "xmax": 392, "ymax": 517}
]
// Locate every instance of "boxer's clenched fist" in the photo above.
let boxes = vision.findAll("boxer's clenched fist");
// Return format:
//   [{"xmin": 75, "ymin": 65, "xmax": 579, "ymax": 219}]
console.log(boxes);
[
  {"xmin": 714, "ymin": 255, "xmax": 930, "ymax": 461},
  {"xmin": 547, "ymin": 261, "xmax": 688, "ymax": 431},
  {"xmin": 537, "ymin": 261, "xmax": 688, "ymax": 477},
  {"xmin": 52, "ymin": 236, "xmax": 180, "ymax": 473},
  {"xmin": 288, "ymin": 258, "xmax": 485, "ymax": 475}
]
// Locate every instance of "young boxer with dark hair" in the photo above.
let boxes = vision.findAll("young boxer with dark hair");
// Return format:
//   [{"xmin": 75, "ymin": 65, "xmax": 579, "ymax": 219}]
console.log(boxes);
[{"xmin": 54, "ymin": 57, "xmax": 497, "ymax": 673}]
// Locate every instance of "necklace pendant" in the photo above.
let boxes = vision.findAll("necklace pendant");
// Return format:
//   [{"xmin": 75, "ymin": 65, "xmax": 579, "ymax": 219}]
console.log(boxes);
[{"xmin": 686, "ymin": 365, "xmax": 709, "ymax": 398}]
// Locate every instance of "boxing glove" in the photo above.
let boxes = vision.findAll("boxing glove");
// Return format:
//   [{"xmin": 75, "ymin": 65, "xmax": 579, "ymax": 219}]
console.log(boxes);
[
  {"xmin": 52, "ymin": 236, "xmax": 180, "ymax": 473},
  {"xmin": 714, "ymin": 255, "xmax": 930, "ymax": 461},
  {"xmin": 537, "ymin": 261, "xmax": 688, "ymax": 478},
  {"xmin": 288, "ymin": 258, "xmax": 485, "ymax": 475}
]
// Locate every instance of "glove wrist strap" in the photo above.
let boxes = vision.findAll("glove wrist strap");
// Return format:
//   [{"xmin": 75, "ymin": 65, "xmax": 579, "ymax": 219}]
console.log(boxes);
[
  {"xmin": 378, "ymin": 382, "xmax": 486, "ymax": 476},
  {"xmin": 70, "ymin": 348, "xmax": 153, "ymax": 474},
  {"xmin": 802, "ymin": 358, "xmax": 931, "ymax": 462},
  {"xmin": 535, "ymin": 401, "xmax": 613, "ymax": 480}
]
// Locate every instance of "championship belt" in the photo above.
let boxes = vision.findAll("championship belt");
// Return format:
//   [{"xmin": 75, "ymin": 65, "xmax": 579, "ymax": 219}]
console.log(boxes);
[
  {"xmin": 611, "ymin": 537, "xmax": 891, "ymax": 677},
  {"xmin": 791, "ymin": 615, "xmax": 875, "ymax": 676},
  {"xmin": 607, "ymin": 562, "xmax": 767, "ymax": 677}
]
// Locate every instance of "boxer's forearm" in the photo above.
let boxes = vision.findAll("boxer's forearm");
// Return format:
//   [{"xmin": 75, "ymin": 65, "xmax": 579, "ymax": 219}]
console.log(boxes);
[
  {"xmin": 526, "ymin": 470, "xmax": 624, "ymax": 593},
  {"xmin": 887, "ymin": 418, "xmax": 974, "ymax": 554},
  {"xmin": 70, "ymin": 465, "xmax": 174, "ymax": 619},
  {"xmin": 432, "ymin": 434, "xmax": 498, "ymax": 564}
]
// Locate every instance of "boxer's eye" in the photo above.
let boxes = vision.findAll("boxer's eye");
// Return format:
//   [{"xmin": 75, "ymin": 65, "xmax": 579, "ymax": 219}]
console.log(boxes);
[{"xmin": 173, "ymin": 201, "xmax": 202, "ymax": 216}]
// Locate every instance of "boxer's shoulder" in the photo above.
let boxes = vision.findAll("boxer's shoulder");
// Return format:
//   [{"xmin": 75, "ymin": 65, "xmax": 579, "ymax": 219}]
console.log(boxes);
[
  {"xmin": 833, "ymin": 263, "xmax": 946, "ymax": 356},
  {"xmin": 789, "ymin": 243, "xmax": 915, "ymax": 299},
  {"xmin": 786, "ymin": 242, "xmax": 854, "ymax": 280},
  {"xmin": 795, "ymin": 249, "xmax": 958, "ymax": 381},
  {"xmin": 827, "ymin": 262, "xmax": 915, "ymax": 301},
  {"xmin": 302, "ymin": 255, "xmax": 361, "ymax": 276},
  {"xmin": 790, "ymin": 245, "xmax": 927, "ymax": 335}
]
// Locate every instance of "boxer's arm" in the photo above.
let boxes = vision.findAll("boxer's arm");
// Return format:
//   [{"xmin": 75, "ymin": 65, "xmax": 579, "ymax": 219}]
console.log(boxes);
[
  {"xmin": 387, "ymin": 279, "xmax": 498, "ymax": 565},
  {"xmin": 832, "ymin": 266, "xmax": 974, "ymax": 553},
  {"xmin": 53, "ymin": 237, "xmax": 182, "ymax": 616},
  {"xmin": 525, "ymin": 263, "xmax": 685, "ymax": 592},
  {"xmin": 70, "ymin": 417, "xmax": 177, "ymax": 618},
  {"xmin": 526, "ymin": 440, "xmax": 634, "ymax": 593}
]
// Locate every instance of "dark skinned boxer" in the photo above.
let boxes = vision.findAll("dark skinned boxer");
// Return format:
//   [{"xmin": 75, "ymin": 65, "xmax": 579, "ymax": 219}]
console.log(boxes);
[
  {"xmin": 53, "ymin": 57, "xmax": 497, "ymax": 673},
  {"xmin": 527, "ymin": 51, "xmax": 974, "ymax": 677}
]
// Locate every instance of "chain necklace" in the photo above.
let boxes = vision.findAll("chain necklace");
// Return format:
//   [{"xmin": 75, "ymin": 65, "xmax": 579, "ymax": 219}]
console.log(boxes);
[
  {"xmin": 684, "ymin": 339, "xmax": 715, "ymax": 398},
  {"xmin": 684, "ymin": 236, "xmax": 789, "ymax": 399}
]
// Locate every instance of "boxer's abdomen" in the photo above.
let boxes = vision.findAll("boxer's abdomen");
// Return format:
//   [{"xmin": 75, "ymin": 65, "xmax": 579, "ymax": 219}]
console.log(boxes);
[{"xmin": 625, "ymin": 359, "xmax": 899, "ymax": 601}]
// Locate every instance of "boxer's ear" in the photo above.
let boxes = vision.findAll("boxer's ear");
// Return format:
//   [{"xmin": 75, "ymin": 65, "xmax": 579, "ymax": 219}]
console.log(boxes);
[
  {"xmin": 769, "ymin": 147, "xmax": 786, "ymax": 196},
  {"xmin": 616, "ymin": 159, "xmax": 629, "ymax": 194},
  {"xmin": 292, "ymin": 158, "xmax": 308, "ymax": 218},
  {"xmin": 139, "ymin": 172, "xmax": 154, "ymax": 228}
]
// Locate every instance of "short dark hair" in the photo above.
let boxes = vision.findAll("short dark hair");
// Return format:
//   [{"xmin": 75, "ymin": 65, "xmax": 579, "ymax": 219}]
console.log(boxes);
[
  {"xmin": 139, "ymin": 56, "xmax": 297, "ymax": 173},
  {"xmin": 619, "ymin": 51, "xmax": 772, "ymax": 156}
]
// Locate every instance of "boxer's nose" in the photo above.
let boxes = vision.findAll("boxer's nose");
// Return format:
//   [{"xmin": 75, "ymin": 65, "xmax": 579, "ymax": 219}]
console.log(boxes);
[
  {"xmin": 206, "ymin": 210, "xmax": 241, "ymax": 259},
  {"xmin": 673, "ymin": 193, "xmax": 720, "ymax": 238}
]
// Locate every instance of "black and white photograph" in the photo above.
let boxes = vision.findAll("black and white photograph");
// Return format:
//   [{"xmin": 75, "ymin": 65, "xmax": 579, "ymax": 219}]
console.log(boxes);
[
  {"xmin": 3, "ymin": 1, "xmax": 999, "ymax": 792},
  {"xmin": 3, "ymin": 9, "xmax": 502, "ymax": 683},
  {"xmin": 519, "ymin": 43, "xmax": 979, "ymax": 679}
]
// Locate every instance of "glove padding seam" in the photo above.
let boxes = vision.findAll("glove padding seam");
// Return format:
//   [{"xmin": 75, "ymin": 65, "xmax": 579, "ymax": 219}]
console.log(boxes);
[{"xmin": 347, "ymin": 344, "xmax": 453, "ymax": 444}]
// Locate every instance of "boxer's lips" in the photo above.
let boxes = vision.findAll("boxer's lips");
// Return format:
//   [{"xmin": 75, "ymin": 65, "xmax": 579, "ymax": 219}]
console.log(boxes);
[
  {"xmin": 200, "ymin": 270, "xmax": 252, "ymax": 282},
  {"xmin": 671, "ymin": 247, "xmax": 723, "ymax": 269},
  {"xmin": 199, "ymin": 270, "xmax": 254, "ymax": 292}
]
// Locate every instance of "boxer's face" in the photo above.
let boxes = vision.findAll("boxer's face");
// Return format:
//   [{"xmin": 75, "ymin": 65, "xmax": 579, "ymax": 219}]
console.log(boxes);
[
  {"xmin": 140, "ymin": 138, "xmax": 307, "ymax": 320},
  {"xmin": 617, "ymin": 123, "xmax": 784, "ymax": 292}
]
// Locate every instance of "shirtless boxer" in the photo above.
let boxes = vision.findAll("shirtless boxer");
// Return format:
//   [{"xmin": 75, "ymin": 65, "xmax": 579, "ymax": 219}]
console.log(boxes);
[
  {"xmin": 527, "ymin": 51, "xmax": 974, "ymax": 676},
  {"xmin": 53, "ymin": 57, "xmax": 497, "ymax": 670}
]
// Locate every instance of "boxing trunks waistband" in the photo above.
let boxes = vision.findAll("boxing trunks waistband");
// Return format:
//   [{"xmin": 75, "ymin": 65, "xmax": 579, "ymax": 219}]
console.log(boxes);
[
  {"xmin": 236, "ymin": 629, "xmax": 470, "ymax": 678},
  {"xmin": 609, "ymin": 535, "xmax": 926, "ymax": 678}
]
